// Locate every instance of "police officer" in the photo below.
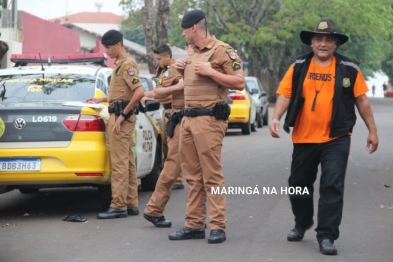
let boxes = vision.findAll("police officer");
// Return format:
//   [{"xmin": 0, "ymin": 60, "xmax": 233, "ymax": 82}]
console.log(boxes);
[
  {"xmin": 143, "ymin": 44, "xmax": 185, "ymax": 227},
  {"xmin": 168, "ymin": 10, "xmax": 245, "ymax": 244},
  {"xmin": 84, "ymin": 30, "xmax": 144, "ymax": 219}
]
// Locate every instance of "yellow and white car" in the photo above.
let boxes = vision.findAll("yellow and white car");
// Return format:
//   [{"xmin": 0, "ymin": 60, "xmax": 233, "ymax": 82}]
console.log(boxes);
[
  {"xmin": 227, "ymin": 86, "xmax": 257, "ymax": 135},
  {"xmin": 0, "ymin": 53, "xmax": 163, "ymax": 208}
]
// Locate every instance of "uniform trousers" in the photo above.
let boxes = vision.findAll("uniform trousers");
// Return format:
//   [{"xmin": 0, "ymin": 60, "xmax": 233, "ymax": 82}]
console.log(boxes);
[
  {"xmin": 108, "ymin": 113, "xmax": 138, "ymax": 210},
  {"xmin": 180, "ymin": 116, "xmax": 227, "ymax": 230},
  {"xmin": 289, "ymin": 135, "xmax": 350, "ymax": 241},
  {"xmin": 144, "ymin": 123, "xmax": 182, "ymax": 216},
  {"xmin": 162, "ymin": 108, "xmax": 183, "ymax": 185}
]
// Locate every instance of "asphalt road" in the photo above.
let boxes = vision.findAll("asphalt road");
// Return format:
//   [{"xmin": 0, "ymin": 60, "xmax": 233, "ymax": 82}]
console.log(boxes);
[{"xmin": 0, "ymin": 98, "xmax": 392, "ymax": 262}]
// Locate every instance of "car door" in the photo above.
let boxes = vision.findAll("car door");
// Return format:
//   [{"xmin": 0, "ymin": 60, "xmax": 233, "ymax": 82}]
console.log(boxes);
[{"xmin": 135, "ymin": 113, "xmax": 155, "ymax": 174}]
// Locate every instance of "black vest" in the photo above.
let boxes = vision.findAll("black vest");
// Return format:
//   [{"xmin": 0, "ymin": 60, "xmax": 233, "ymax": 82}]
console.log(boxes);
[{"xmin": 283, "ymin": 52, "xmax": 359, "ymax": 138}]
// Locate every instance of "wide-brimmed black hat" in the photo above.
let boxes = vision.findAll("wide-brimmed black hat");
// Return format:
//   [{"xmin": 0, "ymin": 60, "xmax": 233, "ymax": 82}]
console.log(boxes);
[{"xmin": 300, "ymin": 17, "xmax": 349, "ymax": 45}]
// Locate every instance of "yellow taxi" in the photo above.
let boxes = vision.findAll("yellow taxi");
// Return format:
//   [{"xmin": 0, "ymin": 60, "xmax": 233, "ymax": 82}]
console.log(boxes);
[
  {"xmin": 0, "ymin": 53, "xmax": 163, "ymax": 208},
  {"xmin": 227, "ymin": 86, "xmax": 257, "ymax": 135}
]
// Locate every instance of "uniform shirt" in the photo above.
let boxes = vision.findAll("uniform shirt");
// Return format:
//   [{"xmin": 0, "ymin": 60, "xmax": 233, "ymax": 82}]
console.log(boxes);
[
  {"xmin": 108, "ymin": 55, "xmax": 142, "ymax": 103},
  {"xmin": 156, "ymin": 62, "xmax": 184, "ymax": 109},
  {"xmin": 277, "ymin": 57, "xmax": 369, "ymax": 143},
  {"xmin": 184, "ymin": 36, "xmax": 243, "ymax": 108}
]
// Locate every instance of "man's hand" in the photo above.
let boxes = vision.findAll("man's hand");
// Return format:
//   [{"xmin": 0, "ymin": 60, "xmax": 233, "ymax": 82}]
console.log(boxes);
[
  {"xmin": 175, "ymin": 58, "xmax": 187, "ymax": 71},
  {"xmin": 269, "ymin": 119, "xmax": 281, "ymax": 138},
  {"xmin": 194, "ymin": 62, "xmax": 215, "ymax": 76},
  {"xmin": 174, "ymin": 78, "xmax": 184, "ymax": 91},
  {"xmin": 366, "ymin": 133, "xmax": 379, "ymax": 154},
  {"xmin": 83, "ymin": 97, "xmax": 106, "ymax": 104},
  {"xmin": 112, "ymin": 115, "xmax": 124, "ymax": 133}
]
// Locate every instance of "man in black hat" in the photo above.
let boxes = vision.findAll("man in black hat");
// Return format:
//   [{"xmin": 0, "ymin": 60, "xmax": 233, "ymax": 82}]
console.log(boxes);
[
  {"xmin": 84, "ymin": 29, "xmax": 144, "ymax": 219},
  {"xmin": 168, "ymin": 9, "xmax": 245, "ymax": 244},
  {"xmin": 269, "ymin": 17, "xmax": 379, "ymax": 255}
]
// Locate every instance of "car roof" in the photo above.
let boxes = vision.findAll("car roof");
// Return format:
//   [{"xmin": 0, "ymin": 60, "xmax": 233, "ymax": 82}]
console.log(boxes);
[{"xmin": 0, "ymin": 65, "xmax": 111, "ymax": 76}]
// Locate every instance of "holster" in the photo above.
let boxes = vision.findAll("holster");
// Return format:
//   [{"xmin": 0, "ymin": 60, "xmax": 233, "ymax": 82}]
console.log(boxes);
[
  {"xmin": 165, "ymin": 110, "xmax": 184, "ymax": 138},
  {"xmin": 108, "ymin": 100, "xmax": 139, "ymax": 116},
  {"xmin": 214, "ymin": 102, "xmax": 231, "ymax": 120}
]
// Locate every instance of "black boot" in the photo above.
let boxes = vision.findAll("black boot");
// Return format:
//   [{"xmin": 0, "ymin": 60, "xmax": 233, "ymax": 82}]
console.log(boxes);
[
  {"xmin": 143, "ymin": 213, "xmax": 172, "ymax": 227},
  {"xmin": 287, "ymin": 223, "xmax": 313, "ymax": 241},
  {"xmin": 319, "ymin": 239, "xmax": 337, "ymax": 255},
  {"xmin": 168, "ymin": 227, "xmax": 205, "ymax": 240},
  {"xmin": 208, "ymin": 229, "xmax": 226, "ymax": 244},
  {"xmin": 97, "ymin": 207, "xmax": 127, "ymax": 219},
  {"xmin": 127, "ymin": 207, "xmax": 139, "ymax": 216}
]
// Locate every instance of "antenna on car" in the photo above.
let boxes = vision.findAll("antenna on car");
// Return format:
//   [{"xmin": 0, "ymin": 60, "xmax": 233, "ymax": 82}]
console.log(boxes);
[{"xmin": 38, "ymin": 53, "xmax": 45, "ymax": 71}]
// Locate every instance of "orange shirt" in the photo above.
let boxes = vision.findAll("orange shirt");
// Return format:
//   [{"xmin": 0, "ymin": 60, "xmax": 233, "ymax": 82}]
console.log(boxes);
[{"xmin": 277, "ymin": 57, "xmax": 369, "ymax": 143}]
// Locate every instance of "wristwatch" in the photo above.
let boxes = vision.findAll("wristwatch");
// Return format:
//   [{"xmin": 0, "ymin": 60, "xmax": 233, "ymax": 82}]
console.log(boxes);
[{"xmin": 120, "ymin": 110, "xmax": 130, "ymax": 119}]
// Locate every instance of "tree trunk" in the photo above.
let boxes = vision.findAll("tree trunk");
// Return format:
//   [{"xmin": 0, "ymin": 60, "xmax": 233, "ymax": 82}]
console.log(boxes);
[
  {"xmin": 142, "ymin": 0, "xmax": 156, "ymax": 74},
  {"xmin": 155, "ymin": 0, "xmax": 169, "ymax": 45}
]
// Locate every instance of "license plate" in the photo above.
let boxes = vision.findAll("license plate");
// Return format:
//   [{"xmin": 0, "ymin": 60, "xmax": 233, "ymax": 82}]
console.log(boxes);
[{"xmin": 0, "ymin": 158, "xmax": 41, "ymax": 172}]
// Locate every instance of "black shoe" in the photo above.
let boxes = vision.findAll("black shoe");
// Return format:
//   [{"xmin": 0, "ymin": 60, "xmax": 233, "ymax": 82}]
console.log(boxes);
[
  {"xmin": 143, "ymin": 213, "xmax": 172, "ymax": 228},
  {"xmin": 287, "ymin": 223, "xmax": 313, "ymax": 241},
  {"xmin": 319, "ymin": 239, "xmax": 337, "ymax": 255},
  {"xmin": 168, "ymin": 227, "xmax": 205, "ymax": 240},
  {"xmin": 172, "ymin": 184, "xmax": 185, "ymax": 190},
  {"xmin": 208, "ymin": 229, "xmax": 226, "ymax": 244},
  {"xmin": 97, "ymin": 207, "xmax": 127, "ymax": 219},
  {"xmin": 127, "ymin": 207, "xmax": 139, "ymax": 216}
]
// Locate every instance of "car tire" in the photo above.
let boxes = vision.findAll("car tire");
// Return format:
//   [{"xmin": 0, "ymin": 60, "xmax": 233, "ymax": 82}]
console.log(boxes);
[
  {"xmin": 141, "ymin": 141, "xmax": 163, "ymax": 191},
  {"xmin": 19, "ymin": 188, "xmax": 39, "ymax": 194},
  {"xmin": 257, "ymin": 108, "xmax": 264, "ymax": 128},
  {"xmin": 241, "ymin": 120, "xmax": 251, "ymax": 135},
  {"xmin": 251, "ymin": 114, "xmax": 257, "ymax": 132},
  {"xmin": 263, "ymin": 109, "xmax": 269, "ymax": 125}
]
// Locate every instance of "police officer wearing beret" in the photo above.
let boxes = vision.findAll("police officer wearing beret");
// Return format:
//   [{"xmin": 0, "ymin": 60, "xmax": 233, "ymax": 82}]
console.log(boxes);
[
  {"xmin": 168, "ymin": 10, "xmax": 245, "ymax": 244},
  {"xmin": 84, "ymin": 29, "xmax": 145, "ymax": 219}
]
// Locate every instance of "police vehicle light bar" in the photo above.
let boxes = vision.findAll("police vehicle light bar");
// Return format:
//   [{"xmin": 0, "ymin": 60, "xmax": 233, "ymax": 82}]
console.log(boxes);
[{"xmin": 10, "ymin": 53, "xmax": 107, "ymax": 65}]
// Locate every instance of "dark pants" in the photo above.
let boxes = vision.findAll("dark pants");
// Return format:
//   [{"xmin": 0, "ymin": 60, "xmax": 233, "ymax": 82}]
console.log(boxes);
[{"xmin": 289, "ymin": 136, "xmax": 350, "ymax": 241}]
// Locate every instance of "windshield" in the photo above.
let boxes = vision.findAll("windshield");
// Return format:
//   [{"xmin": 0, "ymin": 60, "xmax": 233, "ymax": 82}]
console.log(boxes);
[{"xmin": 0, "ymin": 73, "xmax": 96, "ymax": 102}]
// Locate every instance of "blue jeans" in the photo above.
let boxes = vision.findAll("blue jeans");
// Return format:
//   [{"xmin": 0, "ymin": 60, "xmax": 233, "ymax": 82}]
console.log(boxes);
[{"xmin": 289, "ymin": 135, "xmax": 350, "ymax": 241}]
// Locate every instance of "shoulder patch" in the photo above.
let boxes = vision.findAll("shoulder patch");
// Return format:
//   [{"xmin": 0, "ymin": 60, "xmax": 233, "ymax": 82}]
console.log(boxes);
[
  {"xmin": 132, "ymin": 77, "xmax": 140, "ymax": 84},
  {"xmin": 232, "ymin": 61, "xmax": 241, "ymax": 71},
  {"xmin": 164, "ymin": 70, "xmax": 171, "ymax": 77},
  {"xmin": 127, "ymin": 68, "xmax": 135, "ymax": 76},
  {"xmin": 226, "ymin": 48, "xmax": 237, "ymax": 60}
]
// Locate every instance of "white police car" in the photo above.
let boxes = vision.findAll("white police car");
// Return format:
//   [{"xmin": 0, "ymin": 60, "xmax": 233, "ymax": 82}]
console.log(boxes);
[{"xmin": 0, "ymin": 53, "xmax": 163, "ymax": 208}]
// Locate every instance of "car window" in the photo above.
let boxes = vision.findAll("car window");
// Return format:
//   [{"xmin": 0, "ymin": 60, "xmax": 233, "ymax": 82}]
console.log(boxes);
[
  {"xmin": 256, "ymin": 78, "xmax": 265, "ymax": 92},
  {"xmin": 0, "ymin": 73, "xmax": 96, "ymax": 102},
  {"xmin": 246, "ymin": 79, "xmax": 257, "ymax": 93}
]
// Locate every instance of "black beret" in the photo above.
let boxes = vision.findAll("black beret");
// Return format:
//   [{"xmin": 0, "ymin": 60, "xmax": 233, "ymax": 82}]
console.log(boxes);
[
  {"xmin": 181, "ymin": 10, "xmax": 206, "ymax": 29},
  {"xmin": 101, "ymin": 30, "xmax": 123, "ymax": 45}
]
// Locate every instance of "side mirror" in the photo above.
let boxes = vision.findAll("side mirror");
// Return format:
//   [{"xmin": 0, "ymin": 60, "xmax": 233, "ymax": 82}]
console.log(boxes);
[
  {"xmin": 251, "ymin": 88, "xmax": 258, "ymax": 95},
  {"xmin": 145, "ymin": 99, "xmax": 160, "ymax": 112},
  {"xmin": 260, "ymin": 91, "xmax": 267, "ymax": 97}
]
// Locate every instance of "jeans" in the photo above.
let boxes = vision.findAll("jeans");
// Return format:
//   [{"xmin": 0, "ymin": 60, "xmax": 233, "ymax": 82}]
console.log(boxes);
[{"xmin": 289, "ymin": 135, "xmax": 350, "ymax": 241}]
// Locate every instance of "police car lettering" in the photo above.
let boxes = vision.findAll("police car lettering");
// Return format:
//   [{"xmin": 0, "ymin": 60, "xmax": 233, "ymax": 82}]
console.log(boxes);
[
  {"xmin": 32, "ymin": 116, "xmax": 58, "ymax": 122},
  {"xmin": 142, "ymin": 129, "xmax": 153, "ymax": 152}
]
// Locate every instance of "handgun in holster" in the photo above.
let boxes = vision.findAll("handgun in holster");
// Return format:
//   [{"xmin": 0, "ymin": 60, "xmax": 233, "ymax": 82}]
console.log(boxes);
[{"xmin": 165, "ymin": 110, "xmax": 184, "ymax": 138}]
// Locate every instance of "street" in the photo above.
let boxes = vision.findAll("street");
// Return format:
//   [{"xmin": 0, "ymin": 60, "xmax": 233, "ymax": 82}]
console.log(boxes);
[{"xmin": 0, "ymin": 98, "xmax": 392, "ymax": 262}]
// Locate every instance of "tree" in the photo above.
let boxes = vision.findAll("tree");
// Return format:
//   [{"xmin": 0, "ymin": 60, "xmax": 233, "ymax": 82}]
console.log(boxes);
[{"xmin": 204, "ymin": 0, "xmax": 393, "ymax": 101}]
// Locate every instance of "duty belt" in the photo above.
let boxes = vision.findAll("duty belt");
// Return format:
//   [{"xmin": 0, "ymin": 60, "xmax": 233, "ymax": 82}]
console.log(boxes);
[
  {"xmin": 163, "ymin": 103, "xmax": 172, "ymax": 110},
  {"xmin": 108, "ymin": 106, "xmax": 115, "ymax": 113},
  {"xmin": 181, "ymin": 108, "xmax": 214, "ymax": 117}
]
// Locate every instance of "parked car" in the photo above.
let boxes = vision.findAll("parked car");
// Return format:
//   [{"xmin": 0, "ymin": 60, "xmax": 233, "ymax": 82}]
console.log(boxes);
[
  {"xmin": 0, "ymin": 53, "xmax": 163, "ymax": 208},
  {"xmin": 245, "ymin": 76, "xmax": 269, "ymax": 127},
  {"xmin": 227, "ymin": 86, "xmax": 257, "ymax": 135}
]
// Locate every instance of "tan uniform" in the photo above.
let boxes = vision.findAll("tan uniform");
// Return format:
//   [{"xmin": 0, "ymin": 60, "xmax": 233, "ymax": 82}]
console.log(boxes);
[
  {"xmin": 108, "ymin": 55, "xmax": 142, "ymax": 210},
  {"xmin": 144, "ymin": 63, "xmax": 184, "ymax": 216},
  {"xmin": 180, "ymin": 36, "xmax": 243, "ymax": 230}
]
